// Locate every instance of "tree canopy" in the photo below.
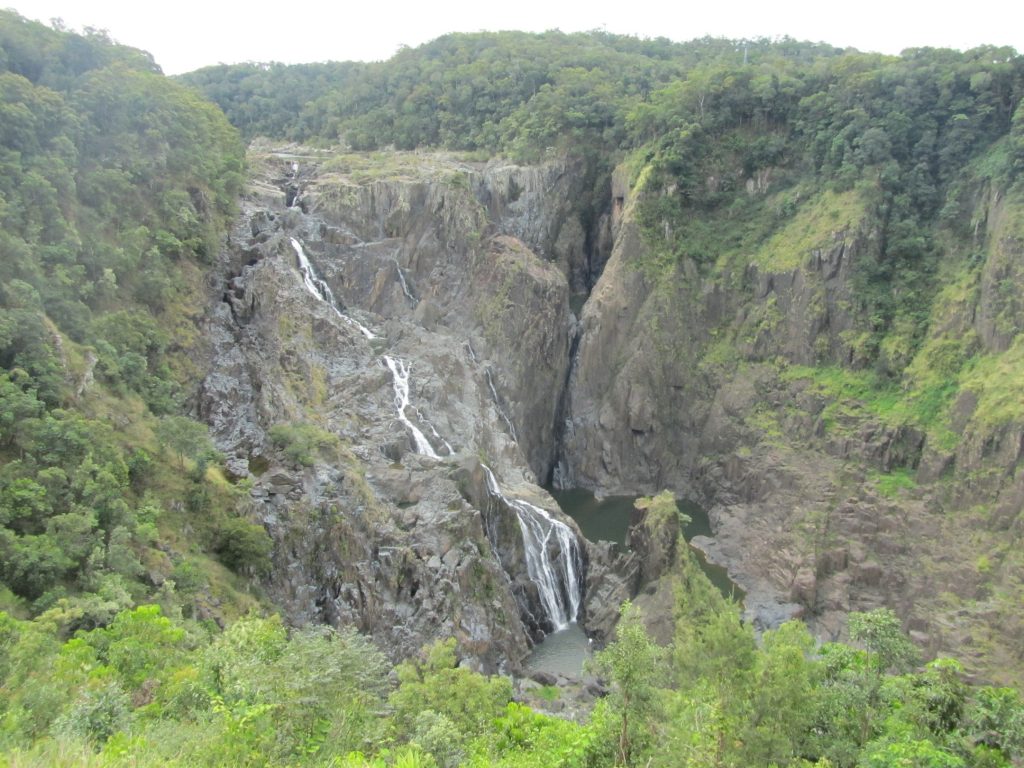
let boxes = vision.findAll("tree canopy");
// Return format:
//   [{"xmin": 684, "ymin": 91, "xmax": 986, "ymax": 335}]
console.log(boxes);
[{"xmin": 0, "ymin": 10, "xmax": 251, "ymax": 627}]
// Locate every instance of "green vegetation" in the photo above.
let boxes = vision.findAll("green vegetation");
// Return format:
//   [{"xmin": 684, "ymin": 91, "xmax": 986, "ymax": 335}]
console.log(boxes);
[
  {"xmin": 960, "ymin": 336, "xmax": 1024, "ymax": 427},
  {"xmin": 0, "ymin": 10, "xmax": 251, "ymax": 629},
  {"xmin": 779, "ymin": 360, "xmax": 958, "ymax": 454},
  {"xmin": 182, "ymin": 34, "xmax": 846, "ymax": 158},
  {"xmin": 268, "ymin": 421, "xmax": 340, "ymax": 467},
  {"xmin": 754, "ymin": 189, "xmax": 866, "ymax": 271},
  {"xmin": 3, "ymin": 504, "xmax": 1021, "ymax": 767},
  {"xmin": 3, "ymin": 13, "xmax": 1024, "ymax": 768},
  {"xmin": 872, "ymin": 468, "xmax": 918, "ymax": 498},
  {"xmin": 617, "ymin": 44, "xmax": 1024, "ymax": 410},
  {"xmin": 634, "ymin": 490, "xmax": 691, "ymax": 529}
]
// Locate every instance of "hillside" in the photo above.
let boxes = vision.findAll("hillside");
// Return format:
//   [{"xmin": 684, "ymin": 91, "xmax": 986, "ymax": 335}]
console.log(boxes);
[{"xmin": 0, "ymin": 11, "xmax": 257, "ymax": 630}]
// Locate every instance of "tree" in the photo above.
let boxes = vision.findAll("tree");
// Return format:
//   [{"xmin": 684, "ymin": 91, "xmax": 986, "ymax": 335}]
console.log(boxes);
[
  {"xmin": 591, "ymin": 601, "xmax": 666, "ymax": 766},
  {"xmin": 214, "ymin": 517, "xmax": 273, "ymax": 575},
  {"xmin": 154, "ymin": 415, "xmax": 214, "ymax": 469},
  {"xmin": 741, "ymin": 620, "xmax": 821, "ymax": 764},
  {"xmin": 268, "ymin": 421, "xmax": 338, "ymax": 467},
  {"xmin": 859, "ymin": 735, "xmax": 965, "ymax": 768},
  {"xmin": 390, "ymin": 638, "xmax": 513, "ymax": 746},
  {"xmin": 849, "ymin": 608, "xmax": 919, "ymax": 674},
  {"xmin": 967, "ymin": 686, "xmax": 1024, "ymax": 763}
]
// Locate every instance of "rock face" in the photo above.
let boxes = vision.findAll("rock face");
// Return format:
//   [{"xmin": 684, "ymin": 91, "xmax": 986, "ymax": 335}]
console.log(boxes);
[
  {"xmin": 295, "ymin": 155, "xmax": 602, "ymax": 483},
  {"xmin": 195, "ymin": 150, "xmax": 618, "ymax": 671},
  {"xmin": 553, "ymin": 180, "xmax": 910, "ymax": 640},
  {"xmin": 554, "ymin": 161, "xmax": 1024, "ymax": 683}
]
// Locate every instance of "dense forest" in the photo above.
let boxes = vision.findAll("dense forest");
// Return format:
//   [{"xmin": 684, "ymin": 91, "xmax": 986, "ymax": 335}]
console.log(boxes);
[
  {"xmin": 2, "ymin": 9, "xmax": 1024, "ymax": 767},
  {"xmin": 0, "ymin": 9, "xmax": 267, "ymax": 673},
  {"xmin": 179, "ymin": 32, "xmax": 848, "ymax": 157}
]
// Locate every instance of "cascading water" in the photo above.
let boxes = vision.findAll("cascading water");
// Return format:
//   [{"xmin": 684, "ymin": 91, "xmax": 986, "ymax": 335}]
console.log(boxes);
[
  {"xmin": 383, "ymin": 355, "xmax": 443, "ymax": 459},
  {"xmin": 290, "ymin": 237, "xmax": 376, "ymax": 339},
  {"xmin": 482, "ymin": 465, "xmax": 583, "ymax": 631},
  {"xmin": 289, "ymin": 237, "xmax": 451, "ymax": 457},
  {"xmin": 286, "ymin": 219, "xmax": 580, "ymax": 644},
  {"xmin": 394, "ymin": 257, "xmax": 416, "ymax": 304},
  {"xmin": 485, "ymin": 368, "xmax": 518, "ymax": 443},
  {"xmin": 424, "ymin": 419, "xmax": 454, "ymax": 456}
]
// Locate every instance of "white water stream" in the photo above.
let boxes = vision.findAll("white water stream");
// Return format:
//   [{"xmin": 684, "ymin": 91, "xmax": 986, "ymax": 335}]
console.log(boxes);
[
  {"xmin": 394, "ymin": 258, "xmax": 416, "ymax": 303},
  {"xmin": 483, "ymin": 465, "xmax": 582, "ymax": 631},
  {"xmin": 383, "ymin": 355, "xmax": 441, "ymax": 459},
  {"xmin": 290, "ymin": 237, "xmax": 376, "ymax": 339},
  {"xmin": 287, "ymin": 230, "xmax": 582, "ymax": 639},
  {"xmin": 485, "ymin": 368, "xmax": 518, "ymax": 443}
]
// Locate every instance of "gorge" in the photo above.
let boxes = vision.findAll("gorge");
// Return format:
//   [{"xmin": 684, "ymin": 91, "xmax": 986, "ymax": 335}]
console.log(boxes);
[
  {"xmin": 3, "ymin": 14, "xmax": 1024, "ymax": 764},
  {"xmin": 201, "ymin": 136, "xmax": 1024, "ymax": 683}
]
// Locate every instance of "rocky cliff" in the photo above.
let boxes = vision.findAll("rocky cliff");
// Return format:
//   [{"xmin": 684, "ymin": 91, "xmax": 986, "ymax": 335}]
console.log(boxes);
[
  {"xmin": 195, "ymin": 148, "xmax": 626, "ymax": 671},
  {"xmin": 195, "ymin": 143, "xmax": 1022, "ymax": 683},
  {"xmin": 557, "ymin": 160, "xmax": 1024, "ymax": 683}
]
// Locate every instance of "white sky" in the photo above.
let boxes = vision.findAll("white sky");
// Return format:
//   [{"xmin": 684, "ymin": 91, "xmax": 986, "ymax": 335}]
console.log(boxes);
[{"xmin": 7, "ymin": 0, "xmax": 1024, "ymax": 75}]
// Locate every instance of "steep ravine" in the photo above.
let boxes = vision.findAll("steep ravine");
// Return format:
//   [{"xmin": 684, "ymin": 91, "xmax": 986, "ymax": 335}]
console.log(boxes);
[{"xmin": 556, "ymin": 162, "xmax": 1024, "ymax": 683}]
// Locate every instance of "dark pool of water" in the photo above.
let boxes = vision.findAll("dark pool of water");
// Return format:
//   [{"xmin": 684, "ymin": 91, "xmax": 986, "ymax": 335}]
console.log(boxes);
[
  {"xmin": 525, "ymin": 622, "xmax": 592, "ymax": 677},
  {"xmin": 548, "ymin": 487, "xmax": 744, "ymax": 602},
  {"xmin": 547, "ymin": 488, "xmax": 636, "ymax": 546}
]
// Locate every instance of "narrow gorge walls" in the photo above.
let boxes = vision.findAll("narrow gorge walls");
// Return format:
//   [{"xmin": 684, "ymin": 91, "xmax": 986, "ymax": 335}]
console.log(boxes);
[{"xmin": 199, "ymin": 144, "xmax": 1024, "ymax": 684}]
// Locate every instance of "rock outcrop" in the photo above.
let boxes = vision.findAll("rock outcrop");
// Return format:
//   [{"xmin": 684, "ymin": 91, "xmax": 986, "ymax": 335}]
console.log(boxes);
[{"xmin": 196, "ymin": 145, "xmax": 1024, "ymax": 684}]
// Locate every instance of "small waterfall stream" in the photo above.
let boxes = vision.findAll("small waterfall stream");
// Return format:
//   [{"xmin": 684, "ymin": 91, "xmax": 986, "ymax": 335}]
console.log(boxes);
[
  {"xmin": 485, "ymin": 368, "xmax": 518, "ymax": 443},
  {"xmin": 290, "ymin": 237, "xmax": 376, "ymax": 339},
  {"xmin": 394, "ymin": 257, "xmax": 416, "ymax": 304},
  {"xmin": 382, "ymin": 355, "xmax": 445, "ymax": 459},
  {"xmin": 482, "ymin": 465, "xmax": 583, "ymax": 631}
]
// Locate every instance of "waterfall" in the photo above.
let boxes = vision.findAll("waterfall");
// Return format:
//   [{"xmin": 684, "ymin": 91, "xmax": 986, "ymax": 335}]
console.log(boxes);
[
  {"xmin": 463, "ymin": 342, "xmax": 517, "ymax": 445},
  {"xmin": 289, "ymin": 237, "xmax": 450, "ymax": 457},
  {"xmin": 383, "ymin": 355, "xmax": 442, "ymax": 459},
  {"xmin": 482, "ymin": 465, "xmax": 582, "ymax": 631},
  {"xmin": 289, "ymin": 237, "xmax": 376, "ymax": 339},
  {"xmin": 424, "ymin": 419, "xmax": 454, "ymax": 456},
  {"xmin": 485, "ymin": 368, "xmax": 518, "ymax": 443},
  {"xmin": 394, "ymin": 257, "xmax": 416, "ymax": 303}
]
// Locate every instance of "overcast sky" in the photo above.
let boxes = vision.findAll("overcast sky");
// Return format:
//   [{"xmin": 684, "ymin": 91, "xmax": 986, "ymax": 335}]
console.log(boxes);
[{"xmin": 7, "ymin": 0, "xmax": 1024, "ymax": 75}]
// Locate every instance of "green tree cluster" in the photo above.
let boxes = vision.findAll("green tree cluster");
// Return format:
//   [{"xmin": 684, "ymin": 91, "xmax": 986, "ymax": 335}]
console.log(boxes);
[
  {"xmin": 0, "ymin": 11, "xmax": 253, "ymax": 623},
  {"xmin": 181, "ymin": 32, "xmax": 844, "ymax": 160},
  {"xmin": 2, "ymin": 531, "xmax": 1020, "ymax": 767}
]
